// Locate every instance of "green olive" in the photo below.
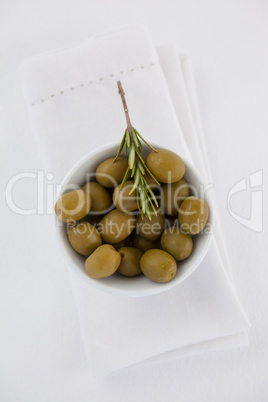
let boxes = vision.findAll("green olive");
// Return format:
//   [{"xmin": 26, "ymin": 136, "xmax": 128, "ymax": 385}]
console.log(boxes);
[
  {"xmin": 140, "ymin": 249, "xmax": 177, "ymax": 283},
  {"xmin": 99, "ymin": 210, "xmax": 136, "ymax": 244},
  {"xmin": 82, "ymin": 182, "xmax": 112, "ymax": 213},
  {"xmin": 179, "ymin": 196, "xmax": 209, "ymax": 235},
  {"xmin": 96, "ymin": 157, "xmax": 128, "ymax": 188},
  {"xmin": 68, "ymin": 221, "xmax": 102, "ymax": 256},
  {"xmin": 146, "ymin": 148, "xmax": 185, "ymax": 183},
  {"xmin": 55, "ymin": 190, "xmax": 92, "ymax": 222},
  {"xmin": 113, "ymin": 180, "xmax": 138, "ymax": 212},
  {"xmin": 162, "ymin": 179, "xmax": 189, "ymax": 216},
  {"xmin": 117, "ymin": 247, "xmax": 143, "ymax": 277},
  {"xmin": 161, "ymin": 227, "xmax": 193, "ymax": 260},
  {"xmin": 112, "ymin": 235, "xmax": 132, "ymax": 249},
  {"xmin": 136, "ymin": 212, "xmax": 165, "ymax": 240},
  {"xmin": 85, "ymin": 244, "xmax": 121, "ymax": 278},
  {"xmin": 132, "ymin": 234, "xmax": 158, "ymax": 252}
]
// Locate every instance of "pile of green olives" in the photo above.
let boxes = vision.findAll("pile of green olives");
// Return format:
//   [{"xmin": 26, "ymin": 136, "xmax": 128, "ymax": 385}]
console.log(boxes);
[{"xmin": 55, "ymin": 148, "xmax": 209, "ymax": 283}]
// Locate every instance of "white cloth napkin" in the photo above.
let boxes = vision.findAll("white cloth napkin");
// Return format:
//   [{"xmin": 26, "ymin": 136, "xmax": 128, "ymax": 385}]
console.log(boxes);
[{"xmin": 20, "ymin": 26, "xmax": 250, "ymax": 376}]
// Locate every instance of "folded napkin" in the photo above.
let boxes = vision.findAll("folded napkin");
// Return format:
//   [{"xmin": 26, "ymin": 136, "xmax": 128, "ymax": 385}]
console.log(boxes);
[{"xmin": 20, "ymin": 27, "xmax": 250, "ymax": 376}]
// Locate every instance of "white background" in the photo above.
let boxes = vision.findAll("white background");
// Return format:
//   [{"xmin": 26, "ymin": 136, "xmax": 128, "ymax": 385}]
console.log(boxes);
[{"xmin": 1, "ymin": 0, "xmax": 267, "ymax": 401}]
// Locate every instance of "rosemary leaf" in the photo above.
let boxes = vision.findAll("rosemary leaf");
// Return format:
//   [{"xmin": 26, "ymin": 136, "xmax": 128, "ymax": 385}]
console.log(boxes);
[
  {"xmin": 146, "ymin": 205, "xmax": 152, "ymax": 220},
  {"xmin": 140, "ymin": 187, "xmax": 146, "ymax": 213},
  {"xmin": 129, "ymin": 168, "xmax": 140, "ymax": 194},
  {"xmin": 126, "ymin": 130, "xmax": 131, "ymax": 147},
  {"xmin": 132, "ymin": 131, "xmax": 140, "ymax": 148},
  {"xmin": 131, "ymin": 163, "xmax": 136, "ymax": 178},
  {"xmin": 114, "ymin": 130, "xmax": 127, "ymax": 162},
  {"xmin": 146, "ymin": 185, "xmax": 159, "ymax": 207},
  {"xmin": 138, "ymin": 160, "xmax": 145, "ymax": 175},
  {"xmin": 137, "ymin": 190, "xmax": 141, "ymax": 210},
  {"xmin": 133, "ymin": 127, "xmax": 158, "ymax": 152},
  {"xmin": 144, "ymin": 199, "xmax": 152, "ymax": 220},
  {"xmin": 128, "ymin": 143, "xmax": 135, "ymax": 169},
  {"xmin": 144, "ymin": 164, "xmax": 160, "ymax": 185},
  {"xmin": 148, "ymin": 195, "xmax": 157, "ymax": 215},
  {"xmin": 120, "ymin": 166, "xmax": 130, "ymax": 189},
  {"xmin": 135, "ymin": 148, "xmax": 146, "ymax": 166}
]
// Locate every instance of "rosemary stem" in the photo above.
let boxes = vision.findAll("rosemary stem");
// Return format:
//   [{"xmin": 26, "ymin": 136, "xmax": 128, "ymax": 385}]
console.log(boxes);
[
  {"xmin": 117, "ymin": 81, "xmax": 133, "ymax": 141},
  {"xmin": 115, "ymin": 81, "xmax": 159, "ymax": 219}
]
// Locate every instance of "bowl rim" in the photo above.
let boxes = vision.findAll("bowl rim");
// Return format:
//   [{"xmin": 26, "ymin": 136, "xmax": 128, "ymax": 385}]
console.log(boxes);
[{"xmin": 55, "ymin": 141, "xmax": 214, "ymax": 297}]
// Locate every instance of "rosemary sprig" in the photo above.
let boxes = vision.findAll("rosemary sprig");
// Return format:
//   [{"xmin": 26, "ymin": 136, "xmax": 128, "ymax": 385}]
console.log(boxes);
[{"xmin": 113, "ymin": 81, "xmax": 159, "ymax": 220}]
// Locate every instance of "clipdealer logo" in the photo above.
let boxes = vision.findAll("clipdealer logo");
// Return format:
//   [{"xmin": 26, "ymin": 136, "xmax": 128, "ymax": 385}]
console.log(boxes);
[
  {"xmin": 227, "ymin": 170, "xmax": 263, "ymax": 233},
  {"xmin": 5, "ymin": 169, "xmax": 264, "ymax": 234}
]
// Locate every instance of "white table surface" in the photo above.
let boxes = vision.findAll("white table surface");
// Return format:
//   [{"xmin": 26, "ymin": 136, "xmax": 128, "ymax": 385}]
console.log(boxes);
[{"xmin": 1, "ymin": 0, "xmax": 267, "ymax": 401}]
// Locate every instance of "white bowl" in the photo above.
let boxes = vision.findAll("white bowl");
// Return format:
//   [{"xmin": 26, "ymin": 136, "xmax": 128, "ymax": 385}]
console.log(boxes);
[{"xmin": 55, "ymin": 142, "xmax": 214, "ymax": 297}]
